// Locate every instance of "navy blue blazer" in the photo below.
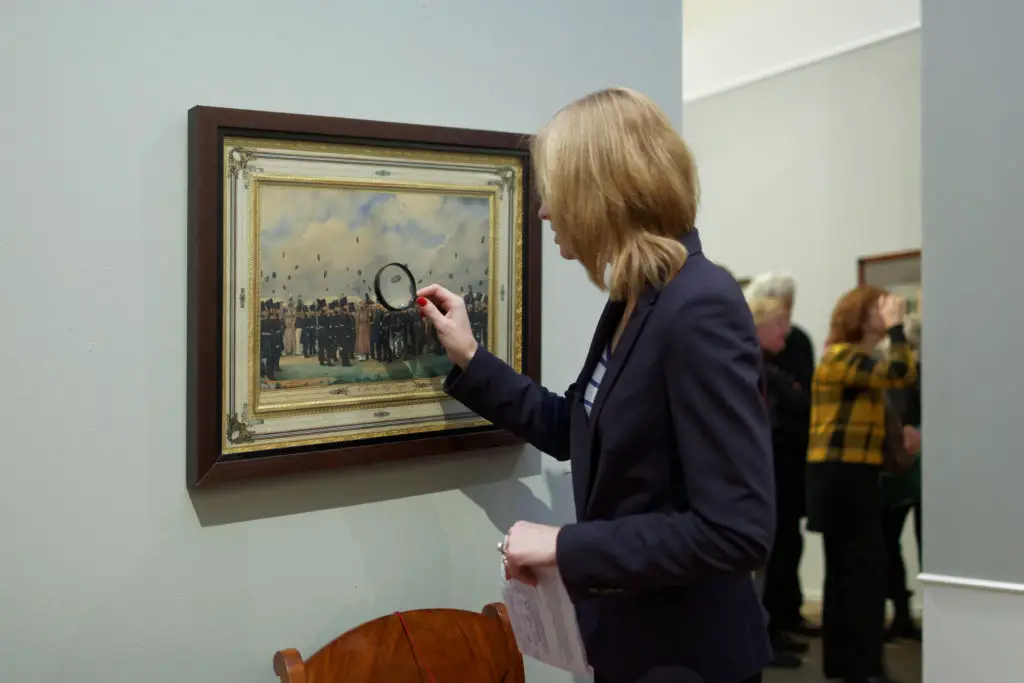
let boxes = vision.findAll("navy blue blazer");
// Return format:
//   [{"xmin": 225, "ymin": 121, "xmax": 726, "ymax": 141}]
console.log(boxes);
[{"xmin": 445, "ymin": 230, "xmax": 775, "ymax": 683}]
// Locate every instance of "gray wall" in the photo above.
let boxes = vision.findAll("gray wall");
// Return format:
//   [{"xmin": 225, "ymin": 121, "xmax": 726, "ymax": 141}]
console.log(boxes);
[
  {"xmin": 0, "ymin": 2, "xmax": 681, "ymax": 682},
  {"xmin": 683, "ymin": 32, "xmax": 923, "ymax": 600},
  {"xmin": 922, "ymin": 0, "xmax": 1024, "ymax": 581},
  {"xmin": 684, "ymin": 32, "xmax": 922, "ymax": 353}
]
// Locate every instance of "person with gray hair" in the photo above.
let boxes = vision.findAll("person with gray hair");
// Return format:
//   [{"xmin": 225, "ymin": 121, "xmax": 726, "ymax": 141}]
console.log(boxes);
[
  {"xmin": 744, "ymin": 271, "xmax": 796, "ymax": 305},
  {"xmin": 744, "ymin": 272, "xmax": 820, "ymax": 644}
]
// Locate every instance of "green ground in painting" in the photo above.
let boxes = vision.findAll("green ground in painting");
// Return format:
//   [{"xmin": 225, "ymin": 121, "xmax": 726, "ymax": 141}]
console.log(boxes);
[{"xmin": 270, "ymin": 353, "xmax": 453, "ymax": 387}]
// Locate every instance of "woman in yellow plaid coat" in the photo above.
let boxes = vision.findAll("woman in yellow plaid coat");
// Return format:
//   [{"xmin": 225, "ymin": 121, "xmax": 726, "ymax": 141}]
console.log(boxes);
[{"xmin": 806, "ymin": 286, "xmax": 916, "ymax": 683}]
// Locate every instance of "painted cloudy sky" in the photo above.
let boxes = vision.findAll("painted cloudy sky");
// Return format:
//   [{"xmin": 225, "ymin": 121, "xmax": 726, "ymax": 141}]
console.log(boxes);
[{"xmin": 257, "ymin": 185, "xmax": 491, "ymax": 305}]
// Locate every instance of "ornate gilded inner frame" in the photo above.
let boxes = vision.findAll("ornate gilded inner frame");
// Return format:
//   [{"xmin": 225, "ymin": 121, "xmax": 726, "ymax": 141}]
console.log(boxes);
[{"xmin": 187, "ymin": 107, "xmax": 541, "ymax": 488}]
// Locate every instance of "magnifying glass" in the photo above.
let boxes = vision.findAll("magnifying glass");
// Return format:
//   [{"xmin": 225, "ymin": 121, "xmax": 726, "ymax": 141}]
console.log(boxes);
[{"xmin": 374, "ymin": 262, "xmax": 418, "ymax": 311}]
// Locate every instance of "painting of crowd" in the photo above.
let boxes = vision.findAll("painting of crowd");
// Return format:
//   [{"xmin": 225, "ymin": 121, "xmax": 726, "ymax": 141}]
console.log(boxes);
[
  {"xmin": 255, "ymin": 186, "xmax": 494, "ymax": 388},
  {"xmin": 258, "ymin": 288, "xmax": 488, "ymax": 384}
]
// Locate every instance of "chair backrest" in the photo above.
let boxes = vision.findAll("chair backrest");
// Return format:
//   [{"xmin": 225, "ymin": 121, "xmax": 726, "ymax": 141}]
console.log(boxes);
[{"xmin": 273, "ymin": 602, "xmax": 525, "ymax": 683}]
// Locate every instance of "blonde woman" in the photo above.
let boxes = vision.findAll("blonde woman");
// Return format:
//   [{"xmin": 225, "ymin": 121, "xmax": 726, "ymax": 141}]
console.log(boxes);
[{"xmin": 418, "ymin": 88, "xmax": 773, "ymax": 683}]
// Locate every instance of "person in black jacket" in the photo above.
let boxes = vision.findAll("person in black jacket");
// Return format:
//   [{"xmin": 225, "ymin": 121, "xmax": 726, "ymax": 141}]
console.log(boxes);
[
  {"xmin": 879, "ymin": 316, "xmax": 923, "ymax": 641},
  {"xmin": 750, "ymin": 295, "xmax": 812, "ymax": 668},
  {"xmin": 745, "ymin": 272, "xmax": 819, "ymax": 639}
]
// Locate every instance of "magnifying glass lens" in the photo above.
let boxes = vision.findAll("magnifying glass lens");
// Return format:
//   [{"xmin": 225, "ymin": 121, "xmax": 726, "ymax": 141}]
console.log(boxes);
[{"xmin": 375, "ymin": 263, "xmax": 416, "ymax": 310}]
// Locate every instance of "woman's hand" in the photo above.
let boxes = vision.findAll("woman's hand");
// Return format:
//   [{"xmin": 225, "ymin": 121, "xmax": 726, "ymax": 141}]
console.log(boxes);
[
  {"xmin": 879, "ymin": 294, "xmax": 907, "ymax": 329},
  {"xmin": 902, "ymin": 425, "xmax": 921, "ymax": 455},
  {"xmin": 416, "ymin": 284, "xmax": 478, "ymax": 368},
  {"xmin": 502, "ymin": 521, "xmax": 560, "ymax": 586}
]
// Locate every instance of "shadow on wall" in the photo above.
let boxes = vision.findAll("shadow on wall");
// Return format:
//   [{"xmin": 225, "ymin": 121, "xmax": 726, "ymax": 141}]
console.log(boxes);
[
  {"xmin": 461, "ymin": 465, "xmax": 576, "ymax": 531},
  {"xmin": 188, "ymin": 443, "xmax": 589, "ymax": 682},
  {"xmin": 463, "ymin": 464, "xmax": 591, "ymax": 683},
  {"xmin": 189, "ymin": 444, "xmax": 543, "ymax": 526}
]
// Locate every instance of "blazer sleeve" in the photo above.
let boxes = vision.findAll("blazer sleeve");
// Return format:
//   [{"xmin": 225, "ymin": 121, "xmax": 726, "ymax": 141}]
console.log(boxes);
[
  {"xmin": 444, "ymin": 347, "xmax": 572, "ymax": 461},
  {"xmin": 555, "ymin": 291, "xmax": 775, "ymax": 590}
]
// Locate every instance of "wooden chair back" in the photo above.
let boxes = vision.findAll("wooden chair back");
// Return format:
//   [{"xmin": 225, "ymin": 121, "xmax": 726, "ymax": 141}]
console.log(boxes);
[{"xmin": 273, "ymin": 602, "xmax": 525, "ymax": 683}]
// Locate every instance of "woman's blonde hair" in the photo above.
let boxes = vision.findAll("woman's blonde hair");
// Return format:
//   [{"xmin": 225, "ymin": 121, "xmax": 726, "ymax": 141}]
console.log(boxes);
[
  {"xmin": 748, "ymin": 296, "xmax": 786, "ymax": 326},
  {"xmin": 531, "ymin": 87, "xmax": 699, "ymax": 311}
]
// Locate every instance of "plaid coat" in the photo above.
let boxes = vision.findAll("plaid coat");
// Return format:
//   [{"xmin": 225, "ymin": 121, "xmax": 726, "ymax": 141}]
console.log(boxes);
[
  {"xmin": 805, "ymin": 325, "xmax": 917, "ymax": 533},
  {"xmin": 807, "ymin": 326, "xmax": 918, "ymax": 467}
]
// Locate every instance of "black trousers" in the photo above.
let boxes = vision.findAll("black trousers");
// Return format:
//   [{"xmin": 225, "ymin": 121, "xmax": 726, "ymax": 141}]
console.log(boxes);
[
  {"xmin": 594, "ymin": 674, "xmax": 761, "ymax": 683},
  {"xmin": 820, "ymin": 509, "xmax": 888, "ymax": 680},
  {"xmin": 761, "ymin": 507, "xmax": 804, "ymax": 634},
  {"xmin": 882, "ymin": 501, "xmax": 922, "ymax": 612}
]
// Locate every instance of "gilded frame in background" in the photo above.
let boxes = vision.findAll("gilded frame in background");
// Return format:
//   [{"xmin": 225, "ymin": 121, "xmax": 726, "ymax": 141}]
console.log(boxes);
[
  {"xmin": 858, "ymin": 249, "xmax": 922, "ymax": 316},
  {"xmin": 187, "ymin": 106, "xmax": 542, "ymax": 488}
]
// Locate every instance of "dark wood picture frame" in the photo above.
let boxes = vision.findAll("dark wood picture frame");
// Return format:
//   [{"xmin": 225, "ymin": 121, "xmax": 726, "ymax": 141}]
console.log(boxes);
[
  {"xmin": 187, "ymin": 106, "xmax": 542, "ymax": 488},
  {"xmin": 857, "ymin": 248, "xmax": 921, "ymax": 285},
  {"xmin": 858, "ymin": 248, "xmax": 922, "ymax": 317}
]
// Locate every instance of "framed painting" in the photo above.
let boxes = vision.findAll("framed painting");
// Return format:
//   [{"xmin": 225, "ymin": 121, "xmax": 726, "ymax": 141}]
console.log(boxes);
[
  {"xmin": 858, "ymin": 249, "xmax": 921, "ymax": 316},
  {"xmin": 187, "ymin": 106, "xmax": 541, "ymax": 488}
]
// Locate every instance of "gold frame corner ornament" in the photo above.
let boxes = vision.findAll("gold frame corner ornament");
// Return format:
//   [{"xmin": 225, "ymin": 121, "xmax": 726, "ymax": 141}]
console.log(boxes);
[
  {"xmin": 225, "ymin": 412, "xmax": 254, "ymax": 445},
  {"xmin": 227, "ymin": 147, "xmax": 263, "ymax": 189}
]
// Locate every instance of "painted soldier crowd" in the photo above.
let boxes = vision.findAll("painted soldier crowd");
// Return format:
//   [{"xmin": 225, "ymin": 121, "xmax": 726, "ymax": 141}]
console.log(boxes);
[{"xmin": 259, "ymin": 290, "xmax": 489, "ymax": 381}]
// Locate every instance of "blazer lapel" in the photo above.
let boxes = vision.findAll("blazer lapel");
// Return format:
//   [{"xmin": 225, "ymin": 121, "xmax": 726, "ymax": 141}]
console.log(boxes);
[
  {"xmin": 569, "ymin": 299, "xmax": 623, "ymax": 515},
  {"xmin": 576, "ymin": 299, "xmax": 624, "ymax": 390},
  {"xmin": 576, "ymin": 228, "xmax": 700, "ymax": 416},
  {"xmin": 579, "ymin": 231, "xmax": 700, "ymax": 512},
  {"xmin": 588, "ymin": 286, "xmax": 659, "ymax": 438}
]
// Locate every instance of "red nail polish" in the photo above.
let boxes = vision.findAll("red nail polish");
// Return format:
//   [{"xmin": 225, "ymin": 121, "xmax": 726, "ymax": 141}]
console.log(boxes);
[{"xmin": 416, "ymin": 297, "xmax": 427, "ymax": 307}]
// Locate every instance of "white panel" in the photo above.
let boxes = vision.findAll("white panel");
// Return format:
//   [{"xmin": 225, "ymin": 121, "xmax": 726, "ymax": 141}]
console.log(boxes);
[{"xmin": 921, "ymin": 575, "xmax": 1024, "ymax": 683}]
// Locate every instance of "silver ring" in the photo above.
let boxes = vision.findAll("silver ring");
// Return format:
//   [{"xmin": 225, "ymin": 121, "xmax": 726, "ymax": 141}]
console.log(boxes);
[{"xmin": 496, "ymin": 541, "xmax": 504, "ymax": 554}]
